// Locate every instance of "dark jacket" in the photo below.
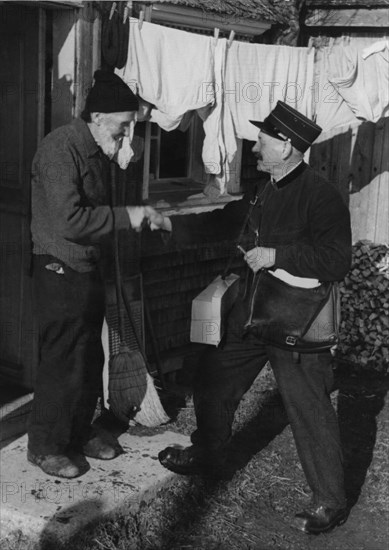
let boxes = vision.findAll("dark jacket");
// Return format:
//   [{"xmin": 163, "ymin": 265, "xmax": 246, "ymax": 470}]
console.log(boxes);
[
  {"xmin": 31, "ymin": 119, "xmax": 130, "ymax": 272},
  {"xmin": 170, "ymin": 163, "xmax": 352, "ymax": 282}
]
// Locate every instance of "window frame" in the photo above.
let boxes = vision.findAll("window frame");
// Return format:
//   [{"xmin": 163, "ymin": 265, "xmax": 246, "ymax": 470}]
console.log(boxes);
[{"xmin": 137, "ymin": 3, "xmax": 253, "ymax": 202}]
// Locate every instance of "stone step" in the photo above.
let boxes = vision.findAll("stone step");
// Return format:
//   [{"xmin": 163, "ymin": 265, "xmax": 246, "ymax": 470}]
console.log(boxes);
[{"xmin": 0, "ymin": 430, "xmax": 189, "ymax": 545}]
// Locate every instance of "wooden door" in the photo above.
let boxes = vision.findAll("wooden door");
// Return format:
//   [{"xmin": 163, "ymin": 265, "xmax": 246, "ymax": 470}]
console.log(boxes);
[{"xmin": 0, "ymin": 4, "xmax": 41, "ymax": 389}]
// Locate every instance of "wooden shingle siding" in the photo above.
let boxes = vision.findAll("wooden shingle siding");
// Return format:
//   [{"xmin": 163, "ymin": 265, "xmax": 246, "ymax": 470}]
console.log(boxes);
[{"xmin": 141, "ymin": 239, "xmax": 246, "ymax": 353}]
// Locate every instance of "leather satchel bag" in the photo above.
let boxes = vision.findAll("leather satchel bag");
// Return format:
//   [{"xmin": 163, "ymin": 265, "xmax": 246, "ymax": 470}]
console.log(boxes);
[{"xmin": 244, "ymin": 269, "xmax": 340, "ymax": 353}]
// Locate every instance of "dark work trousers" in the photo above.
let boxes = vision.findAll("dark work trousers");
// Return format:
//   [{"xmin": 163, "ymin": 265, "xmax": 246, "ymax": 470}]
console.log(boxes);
[
  {"xmin": 28, "ymin": 254, "xmax": 105, "ymax": 456},
  {"xmin": 191, "ymin": 300, "xmax": 346, "ymax": 509}
]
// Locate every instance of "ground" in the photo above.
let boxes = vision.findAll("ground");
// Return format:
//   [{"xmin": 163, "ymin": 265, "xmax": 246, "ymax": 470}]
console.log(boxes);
[{"xmin": 2, "ymin": 362, "xmax": 388, "ymax": 550}]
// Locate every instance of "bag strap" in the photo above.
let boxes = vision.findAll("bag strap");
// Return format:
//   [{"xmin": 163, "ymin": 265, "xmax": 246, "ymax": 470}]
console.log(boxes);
[{"xmin": 221, "ymin": 181, "xmax": 269, "ymax": 280}]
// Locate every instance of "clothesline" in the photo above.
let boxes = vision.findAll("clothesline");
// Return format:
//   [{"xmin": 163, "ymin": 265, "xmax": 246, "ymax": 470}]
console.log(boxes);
[{"xmin": 115, "ymin": 18, "xmax": 388, "ymax": 192}]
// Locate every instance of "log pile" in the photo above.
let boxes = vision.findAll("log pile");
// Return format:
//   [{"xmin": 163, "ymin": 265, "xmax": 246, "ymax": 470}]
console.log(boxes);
[{"xmin": 337, "ymin": 241, "xmax": 389, "ymax": 373}]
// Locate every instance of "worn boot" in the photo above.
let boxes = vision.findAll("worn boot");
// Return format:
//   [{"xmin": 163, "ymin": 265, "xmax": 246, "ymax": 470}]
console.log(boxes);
[{"xmin": 27, "ymin": 450, "xmax": 89, "ymax": 478}]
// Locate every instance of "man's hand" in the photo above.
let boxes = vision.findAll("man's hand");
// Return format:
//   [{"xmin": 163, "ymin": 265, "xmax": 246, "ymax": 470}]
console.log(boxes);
[
  {"xmin": 126, "ymin": 206, "xmax": 151, "ymax": 232},
  {"xmin": 144, "ymin": 206, "xmax": 172, "ymax": 232},
  {"xmin": 126, "ymin": 205, "xmax": 172, "ymax": 232},
  {"xmin": 244, "ymin": 247, "xmax": 276, "ymax": 273}
]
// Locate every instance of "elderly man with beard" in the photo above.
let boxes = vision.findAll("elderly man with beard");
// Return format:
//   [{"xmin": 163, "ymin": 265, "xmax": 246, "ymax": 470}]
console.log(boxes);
[
  {"xmin": 28, "ymin": 70, "xmax": 156, "ymax": 478},
  {"xmin": 151, "ymin": 101, "xmax": 352, "ymax": 535}
]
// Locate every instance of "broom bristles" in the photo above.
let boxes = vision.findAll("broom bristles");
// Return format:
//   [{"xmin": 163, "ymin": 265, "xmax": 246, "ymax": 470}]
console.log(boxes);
[
  {"xmin": 108, "ymin": 344, "xmax": 148, "ymax": 422},
  {"xmin": 134, "ymin": 373, "xmax": 170, "ymax": 427}
]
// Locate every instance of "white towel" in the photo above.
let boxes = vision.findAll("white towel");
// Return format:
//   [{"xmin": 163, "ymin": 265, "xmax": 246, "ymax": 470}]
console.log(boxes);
[
  {"xmin": 327, "ymin": 37, "xmax": 389, "ymax": 123},
  {"xmin": 362, "ymin": 39, "xmax": 389, "ymax": 60},
  {"xmin": 117, "ymin": 18, "xmax": 215, "ymax": 120},
  {"xmin": 225, "ymin": 42, "xmax": 315, "ymax": 142}
]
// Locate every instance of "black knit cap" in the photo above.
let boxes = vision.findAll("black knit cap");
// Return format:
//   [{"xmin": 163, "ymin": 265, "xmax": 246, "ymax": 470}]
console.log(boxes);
[
  {"xmin": 250, "ymin": 101, "xmax": 322, "ymax": 153},
  {"xmin": 85, "ymin": 70, "xmax": 139, "ymax": 113}
]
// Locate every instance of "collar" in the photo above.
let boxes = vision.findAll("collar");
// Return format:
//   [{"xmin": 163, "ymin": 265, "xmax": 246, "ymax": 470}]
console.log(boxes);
[
  {"xmin": 72, "ymin": 118, "xmax": 100, "ymax": 158},
  {"xmin": 271, "ymin": 161, "xmax": 307, "ymax": 190}
]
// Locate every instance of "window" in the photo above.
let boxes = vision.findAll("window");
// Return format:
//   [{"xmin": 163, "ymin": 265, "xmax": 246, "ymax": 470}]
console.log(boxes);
[
  {"xmin": 150, "ymin": 123, "xmax": 190, "ymax": 180},
  {"xmin": 142, "ymin": 114, "xmax": 208, "ymax": 200}
]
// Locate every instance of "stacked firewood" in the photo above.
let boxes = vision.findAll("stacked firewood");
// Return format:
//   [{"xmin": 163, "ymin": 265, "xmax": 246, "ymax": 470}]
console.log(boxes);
[{"xmin": 337, "ymin": 241, "xmax": 389, "ymax": 373}]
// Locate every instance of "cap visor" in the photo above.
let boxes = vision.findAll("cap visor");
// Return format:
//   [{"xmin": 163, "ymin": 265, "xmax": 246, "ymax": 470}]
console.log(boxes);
[
  {"xmin": 249, "ymin": 120, "xmax": 264, "ymax": 130},
  {"xmin": 249, "ymin": 120, "xmax": 286, "ymax": 142}
]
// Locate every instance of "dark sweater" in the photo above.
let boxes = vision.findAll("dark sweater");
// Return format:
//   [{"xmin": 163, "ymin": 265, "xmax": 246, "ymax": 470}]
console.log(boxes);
[
  {"xmin": 170, "ymin": 163, "xmax": 352, "ymax": 282},
  {"xmin": 31, "ymin": 119, "xmax": 130, "ymax": 272}
]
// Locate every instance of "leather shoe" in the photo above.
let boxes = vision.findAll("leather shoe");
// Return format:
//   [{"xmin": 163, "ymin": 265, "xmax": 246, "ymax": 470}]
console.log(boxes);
[
  {"xmin": 82, "ymin": 433, "xmax": 123, "ymax": 460},
  {"xmin": 158, "ymin": 445, "xmax": 224, "ymax": 476},
  {"xmin": 294, "ymin": 505, "xmax": 348, "ymax": 534},
  {"xmin": 27, "ymin": 450, "xmax": 89, "ymax": 479}
]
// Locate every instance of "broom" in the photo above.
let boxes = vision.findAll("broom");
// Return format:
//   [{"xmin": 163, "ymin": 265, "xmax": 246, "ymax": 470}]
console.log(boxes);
[
  {"xmin": 107, "ymin": 226, "xmax": 148, "ymax": 423},
  {"xmin": 120, "ymin": 279, "xmax": 170, "ymax": 427},
  {"xmin": 107, "ymin": 172, "xmax": 168, "ymax": 427}
]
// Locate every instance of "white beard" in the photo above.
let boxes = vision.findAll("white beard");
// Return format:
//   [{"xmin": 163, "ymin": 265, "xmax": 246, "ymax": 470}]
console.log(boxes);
[
  {"xmin": 98, "ymin": 126, "xmax": 120, "ymax": 159},
  {"xmin": 114, "ymin": 120, "xmax": 136, "ymax": 169}
]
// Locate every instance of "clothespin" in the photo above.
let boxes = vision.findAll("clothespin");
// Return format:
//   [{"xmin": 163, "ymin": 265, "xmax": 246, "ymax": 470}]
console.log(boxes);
[
  {"xmin": 109, "ymin": 1, "xmax": 117, "ymax": 20},
  {"xmin": 123, "ymin": 3, "xmax": 129, "ymax": 23},
  {"xmin": 139, "ymin": 10, "xmax": 144, "ymax": 30},
  {"xmin": 227, "ymin": 30, "xmax": 235, "ymax": 48},
  {"xmin": 213, "ymin": 27, "xmax": 219, "ymax": 46}
]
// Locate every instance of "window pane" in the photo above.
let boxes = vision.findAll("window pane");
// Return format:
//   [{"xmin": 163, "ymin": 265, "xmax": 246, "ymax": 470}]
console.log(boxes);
[{"xmin": 159, "ymin": 128, "xmax": 189, "ymax": 178}]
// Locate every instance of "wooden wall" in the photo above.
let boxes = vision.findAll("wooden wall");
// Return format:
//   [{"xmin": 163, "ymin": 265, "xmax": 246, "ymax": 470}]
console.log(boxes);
[
  {"xmin": 140, "ymin": 234, "xmax": 246, "ymax": 355},
  {"xmin": 310, "ymin": 117, "xmax": 389, "ymax": 244},
  {"xmin": 0, "ymin": 2, "xmax": 102, "ymax": 390}
]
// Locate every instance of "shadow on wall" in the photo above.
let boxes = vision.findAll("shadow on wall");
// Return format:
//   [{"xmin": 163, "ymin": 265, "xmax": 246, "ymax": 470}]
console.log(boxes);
[
  {"xmin": 50, "ymin": 75, "xmax": 74, "ymax": 129},
  {"xmin": 309, "ymin": 117, "xmax": 389, "ymax": 243}
]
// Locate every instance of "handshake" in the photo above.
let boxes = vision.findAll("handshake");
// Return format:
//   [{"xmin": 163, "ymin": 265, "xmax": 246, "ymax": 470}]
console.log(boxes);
[{"xmin": 126, "ymin": 206, "xmax": 172, "ymax": 233}]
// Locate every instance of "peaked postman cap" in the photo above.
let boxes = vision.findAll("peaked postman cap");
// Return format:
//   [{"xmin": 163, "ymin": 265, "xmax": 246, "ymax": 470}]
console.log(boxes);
[{"xmin": 250, "ymin": 101, "xmax": 322, "ymax": 153}]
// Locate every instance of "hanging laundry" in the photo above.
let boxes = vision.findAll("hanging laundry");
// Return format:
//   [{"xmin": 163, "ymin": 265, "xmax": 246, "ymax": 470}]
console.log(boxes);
[
  {"xmin": 198, "ymin": 38, "xmax": 239, "ymax": 195},
  {"xmin": 225, "ymin": 42, "xmax": 315, "ymax": 142},
  {"xmin": 314, "ymin": 40, "xmax": 358, "ymax": 131},
  {"xmin": 202, "ymin": 38, "xmax": 236, "ymax": 176},
  {"xmin": 116, "ymin": 18, "xmax": 215, "ymax": 130},
  {"xmin": 326, "ymin": 36, "xmax": 389, "ymax": 123}
]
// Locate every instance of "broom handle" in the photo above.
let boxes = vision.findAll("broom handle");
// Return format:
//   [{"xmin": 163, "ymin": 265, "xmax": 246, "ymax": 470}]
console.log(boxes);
[
  {"xmin": 111, "ymin": 167, "xmax": 127, "ymax": 344},
  {"xmin": 120, "ymin": 276, "xmax": 166, "ymax": 389},
  {"xmin": 113, "ymin": 230, "xmax": 127, "ymax": 344}
]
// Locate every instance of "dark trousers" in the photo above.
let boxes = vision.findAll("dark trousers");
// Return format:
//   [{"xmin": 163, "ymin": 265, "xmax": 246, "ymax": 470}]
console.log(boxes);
[
  {"xmin": 28, "ymin": 255, "xmax": 105, "ymax": 455},
  {"xmin": 191, "ymin": 301, "xmax": 346, "ymax": 509}
]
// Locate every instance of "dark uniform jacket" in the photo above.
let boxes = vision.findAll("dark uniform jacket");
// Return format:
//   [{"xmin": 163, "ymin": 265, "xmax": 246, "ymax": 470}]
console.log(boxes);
[{"xmin": 170, "ymin": 163, "xmax": 352, "ymax": 282}]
